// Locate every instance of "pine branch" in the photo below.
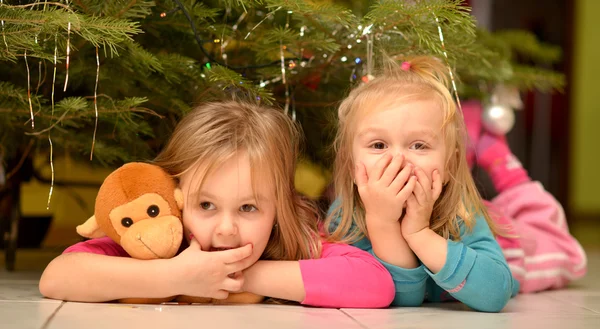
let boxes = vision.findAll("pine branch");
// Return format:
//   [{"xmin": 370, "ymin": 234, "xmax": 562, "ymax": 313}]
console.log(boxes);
[
  {"xmin": 0, "ymin": 6, "xmax": 142, "ymax": 60},
  {"xmin": 508, "ymin": 64, "xmax": 565, "ymax": 92},
  {"xmin": 493, "ymin": 30, "xmax": 562, "ymax": 65},
  {"xmin": 265, "ymin": 0, "xmax": 355, "ymax": 27},
  {"xmin": 0, "ymin": 0, "xmax": 569, "ymax": 169},
  {"xmin": 207, "ymin": 65, "xmax": 275, "ymax": 104},
  {"xmin": 120, "ymin": 40, "xmax": 164, "ymax": 75}
]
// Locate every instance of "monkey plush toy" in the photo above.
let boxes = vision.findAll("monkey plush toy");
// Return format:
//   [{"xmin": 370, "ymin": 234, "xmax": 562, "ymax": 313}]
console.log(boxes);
[{"xmin": 76, "ymin": 162, "xmax": 264, "ymax": 305}]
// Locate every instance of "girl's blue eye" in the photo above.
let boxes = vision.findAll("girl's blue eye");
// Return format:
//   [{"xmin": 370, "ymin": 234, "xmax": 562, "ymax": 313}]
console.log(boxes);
[
  {"xmin": 371, "ymin": 142, "xmax": 386, "ymax": 150},
  {"xmin": 240, "ymin": 204, "xmax": 258, "ymax": 212},
  {"xmin": 200, "ymin": 202, "xmax": 215, "ymax": 210}
]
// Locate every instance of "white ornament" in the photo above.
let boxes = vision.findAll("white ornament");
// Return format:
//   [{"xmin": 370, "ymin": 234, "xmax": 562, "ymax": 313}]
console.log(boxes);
[
  {"xmin": 493, "ymin": 84, "xmax": 523, "ymax": 110},
  {"xmin": 481, "ymin": 103, "xmax": 515, "ymax": 135}
]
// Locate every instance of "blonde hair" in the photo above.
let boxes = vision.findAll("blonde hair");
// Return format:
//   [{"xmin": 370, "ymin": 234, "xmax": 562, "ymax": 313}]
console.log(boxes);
[
  {"xmin": 325, "ymin": 55, "xmax": 497, "ymax": 243},
  {"xmin": 154, "ymin": 101, "xmax": 321, "ymax": 261}
]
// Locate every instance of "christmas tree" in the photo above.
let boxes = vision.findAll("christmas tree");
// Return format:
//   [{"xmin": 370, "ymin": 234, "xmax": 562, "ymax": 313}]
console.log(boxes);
[{"xmin": 0, "ymin": 0, "xmax": 564, "ymax": 268}]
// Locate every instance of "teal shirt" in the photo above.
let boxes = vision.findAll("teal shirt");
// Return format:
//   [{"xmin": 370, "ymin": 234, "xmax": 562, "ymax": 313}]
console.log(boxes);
[{"xmin": 327, "ymin": 199, "xmax": 519, "ymax": 312}]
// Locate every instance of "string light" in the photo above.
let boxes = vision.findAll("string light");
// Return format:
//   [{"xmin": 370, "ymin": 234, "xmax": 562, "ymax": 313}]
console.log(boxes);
[
  {"xmin": 433, "ymin": 13, "xmax": 462, "ymax": 111},
  {"xmin": 63, "ymin": 21, "xmax": 71, "ymax": 92},
  {"xmin": 24, "ymin": 51, "xmax": 34, "ymax": 129},
  {"xmin": 90, "ymin": 46, "xmax": 100, "ymax": 161}
]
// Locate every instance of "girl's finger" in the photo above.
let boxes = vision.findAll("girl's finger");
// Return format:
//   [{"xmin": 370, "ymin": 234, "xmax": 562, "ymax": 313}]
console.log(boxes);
[
  {"xmin": 414, "ymin": 167, "xmax": 432, "ymax": 190},
  {"xmin": 396, "ymin": 175, "xmax": 417, "ymax": 202},
  {"xmin": 370, "ymin": 153, "xmax": 393, "ymax": 182},
  {"xmin": 354, "ymin": 162, "xmax": 369, "ymax": 187},
  {"xmin": 431, "ymin": 169, "xmax": 443, "ymax": 201},
  {"xmin": 390, "ymin": 162, "xmax": 413, "ymax": 192},
  {"xmin": 188, "ymin": 236, "xmax": 201, "ymax": 249},
  {"xmin": 212, "ymin": 290, "xmax": 230, "ymax": 300},
  {"xmin": 405, "ymin": 193, "xmax": 418, "ymax": 208},
  {"xmin": 222, "ymin": 272, "xmax": 245, "ymax": 293},
  {"xmin": 380, "ymin": 154, "xmax": 405, "ymax": 186},
  {"xmin": 412, "ymin": 176, "xmax": 427, "ymax": 206},
  {"xmin": 220, "ymin": 244, "xmax": 253, "ymax": 265}
]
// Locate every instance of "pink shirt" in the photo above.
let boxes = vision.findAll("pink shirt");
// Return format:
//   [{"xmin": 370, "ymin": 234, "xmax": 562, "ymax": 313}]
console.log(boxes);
[{"xmin": 64, "ymin": 237, "xmax": 394, "ymax": 308}]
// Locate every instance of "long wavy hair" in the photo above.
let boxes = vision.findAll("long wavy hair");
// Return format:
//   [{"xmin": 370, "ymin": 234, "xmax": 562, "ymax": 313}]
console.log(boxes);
[
  {"xmin": 325, "ymin": 56, "xmax": 497, "ymax": 243},
  {"xmin": 154, "ymin": 101, "xmax": 321, "ymax": 260}
]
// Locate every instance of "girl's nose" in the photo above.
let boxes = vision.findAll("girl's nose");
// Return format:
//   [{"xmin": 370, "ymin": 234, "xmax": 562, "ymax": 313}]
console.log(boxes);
[
  {"xmin": 215, "ymin": 213, "xmax": 238, "ymax": 236},
  {"xmin": 391, "ymin": 150, "xmax": 408, "ymax": 164}
]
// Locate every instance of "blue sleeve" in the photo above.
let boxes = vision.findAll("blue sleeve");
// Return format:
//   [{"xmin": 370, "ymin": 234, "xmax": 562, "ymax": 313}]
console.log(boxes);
[
  {"xmin": 424, "ymin": 215, "xmax": 518, "ymax": 312},
  {"xmin": 326, "ymin": 199, "xmax": 427, "ymax": 307},
  {"xmin": 376, "ymin": 256, "xmax": 428, "ymax": 307}
]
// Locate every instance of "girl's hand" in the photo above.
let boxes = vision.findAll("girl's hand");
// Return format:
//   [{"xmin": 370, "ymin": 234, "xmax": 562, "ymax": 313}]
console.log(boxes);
[
  {"xmin": 402, "ymin": 168, "xmax": 443, "ymax": 238},
  {"xmin": 170, "ymin": 238, "xmax": 254, "ymax": 299},
  {"xmin": 355, "ymin": 153, "xmax": 417, "ymax": 227}
]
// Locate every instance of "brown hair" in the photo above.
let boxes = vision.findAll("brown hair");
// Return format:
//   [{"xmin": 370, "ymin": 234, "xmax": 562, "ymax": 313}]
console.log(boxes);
[
  {"xmin": 154, "ymin": 101, "xmax": 321, "ymax": 260},
  {"xmin": 325, "ymin": 55, "xmax": 497, "ymax": 243}
]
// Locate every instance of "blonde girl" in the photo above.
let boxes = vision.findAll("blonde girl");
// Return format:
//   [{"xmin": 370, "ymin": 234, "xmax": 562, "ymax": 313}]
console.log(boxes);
[
  {"xmin": 41, "ymin": 101, "xmax": 394, "ymax": 308},
  {"xmin": 325, "ymin": 56, "xmax": 517, "ymax": 312}
]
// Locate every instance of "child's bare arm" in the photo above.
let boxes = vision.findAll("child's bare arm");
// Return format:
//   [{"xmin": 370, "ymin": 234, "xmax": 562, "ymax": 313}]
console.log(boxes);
[
  {"xmin": 39, "ymin": 252, "xmax": 176, "ymax": 302},
  {"xmin": 39, "ymin": 239, "xmax": 254, "ymax": 302},
  {"xmin": 243, "ymin": 260, "xmax": 305, "ymax": 303}
]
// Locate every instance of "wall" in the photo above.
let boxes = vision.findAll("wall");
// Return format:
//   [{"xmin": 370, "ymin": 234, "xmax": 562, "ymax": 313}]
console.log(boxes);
[{"xmin": 571, "ymin": 0, "xmax": 600, "ymax": 213}]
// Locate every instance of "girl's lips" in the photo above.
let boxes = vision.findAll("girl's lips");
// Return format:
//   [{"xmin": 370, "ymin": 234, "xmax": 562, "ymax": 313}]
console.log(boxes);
[{"xmin": 209, "ymin": 246, "xmax": 237, "ymax": 252}]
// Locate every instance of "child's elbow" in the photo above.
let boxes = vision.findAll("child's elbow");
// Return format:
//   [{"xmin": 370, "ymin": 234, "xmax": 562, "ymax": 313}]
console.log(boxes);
[
  {"xmin": 39, "ymin": 271, "xmax": 58, "ymax": 299},
  {"xmin": 476, "ymin": 301, "xmax": 508, "ymax": 313},
  {"xmin": 39, "ymin": 259, "xmax": 66, "ymax": 300},
  {"xmin": 375, "ymin": 284, "xmax": 396, "ymax": 308},
  {"xmin": 392, "ymin": 295, "xmax": 425, "ymax": 307},
  {"xmin": 359, "ymin": 276, "xmax": 395, "ymax": 308},
  {"xmin": 473, "ymin": 291, "xmax": 511, "ymax": 313}
]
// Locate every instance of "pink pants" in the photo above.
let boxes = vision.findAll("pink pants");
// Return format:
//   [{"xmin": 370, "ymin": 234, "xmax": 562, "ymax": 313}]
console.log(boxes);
[{"xmin": 486, "ymin": 181, "xmax": 587, "ymax": 293}]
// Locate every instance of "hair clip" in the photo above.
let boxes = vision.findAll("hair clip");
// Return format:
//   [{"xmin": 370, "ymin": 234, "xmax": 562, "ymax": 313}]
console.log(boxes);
[{"xmin": 401, "ymin": 62, "xmax": 411, "ymax": 71}]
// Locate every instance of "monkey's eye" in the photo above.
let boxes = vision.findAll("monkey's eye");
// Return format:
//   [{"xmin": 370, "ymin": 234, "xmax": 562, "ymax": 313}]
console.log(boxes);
[
  {"xmin": 147, "ymin": 205, "xmax": 160, "ymax": 218},
  {"xmin": 121, "ymin": 217, "xmax": 133, "ymax": 228}
]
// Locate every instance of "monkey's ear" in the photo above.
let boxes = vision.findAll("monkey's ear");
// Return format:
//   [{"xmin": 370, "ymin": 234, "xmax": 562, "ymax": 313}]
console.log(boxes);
[
  {"xmin": 174, "ymin": 188, "xmax": 184, "ymax": 210},
  {"xmin": 76, "ymin": 215, "xmax": 106, "ymax": 239}
]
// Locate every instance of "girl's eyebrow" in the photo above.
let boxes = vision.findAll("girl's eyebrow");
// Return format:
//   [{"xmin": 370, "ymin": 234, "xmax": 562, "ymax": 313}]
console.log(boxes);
[
  {"xmin": 357, "ymin": 126, "xmax": 387, "ymax": 138},
  {"xmin": 195, "ymin": 191, "xmax": 218, "ymax": 200},
  {"xmin": 196, "ymin": 191, "xmax": 269, "ymax": 203},
  {"xmin": 405, "ymin": 128, "xmax": 439, "ymax": 140},
  {"xmin": 358, "ymin": 126, "xmax": 439, "ymax": 141}
]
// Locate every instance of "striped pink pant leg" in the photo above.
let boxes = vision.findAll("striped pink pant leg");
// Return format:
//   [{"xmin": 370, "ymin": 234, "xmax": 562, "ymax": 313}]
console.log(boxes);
[{"xmin": 486, "ymin": 182, "xmax": 587, "ymax": 293}]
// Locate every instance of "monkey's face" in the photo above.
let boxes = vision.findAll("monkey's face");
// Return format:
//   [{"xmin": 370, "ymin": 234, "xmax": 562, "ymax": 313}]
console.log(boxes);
[{"xmin": 109, "ymin": 193, "xmax": 183, "ymax": 259}]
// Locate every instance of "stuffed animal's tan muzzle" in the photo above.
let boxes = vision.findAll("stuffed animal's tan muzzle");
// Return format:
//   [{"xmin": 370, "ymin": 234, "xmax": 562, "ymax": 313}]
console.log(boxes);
[{"xmin": 120, "ymin": 215, "xmax": 183, "ymax": 260}]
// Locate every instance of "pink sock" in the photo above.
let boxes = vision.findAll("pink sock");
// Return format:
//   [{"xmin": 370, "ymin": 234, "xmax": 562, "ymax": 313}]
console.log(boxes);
[
  {"xmin": 462, "ymin": 100, "xmax": 483, "ymax": 170},
  {"xmin": 477, "ymin": 133, "xmax": 530, "ymax": 193}
]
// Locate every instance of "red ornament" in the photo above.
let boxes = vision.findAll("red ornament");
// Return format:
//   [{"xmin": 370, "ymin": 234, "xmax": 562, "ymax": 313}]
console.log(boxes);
[{"xmin": 302, "ymin": 72, "xmax": 322, "ymax": 91}]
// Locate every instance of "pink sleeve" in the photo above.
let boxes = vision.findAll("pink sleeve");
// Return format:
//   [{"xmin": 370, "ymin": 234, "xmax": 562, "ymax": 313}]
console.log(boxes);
[
  {"xmin": 63, "ymin": 237, "xmax": 130, "ymax": 257},
  {"xmin": 490, "ymin": 181, "xmax": 587, "ymax": 293},
  {"xmin": 298, "ymin": 241, "xmax": 395, "ymax": 308}
]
